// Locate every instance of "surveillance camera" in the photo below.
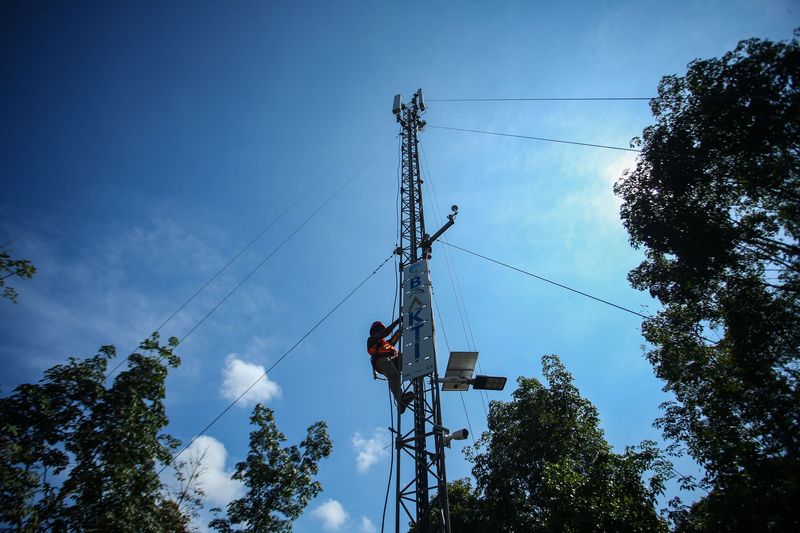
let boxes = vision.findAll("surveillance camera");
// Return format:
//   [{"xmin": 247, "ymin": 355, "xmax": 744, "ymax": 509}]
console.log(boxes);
[
  {"xmin": 450, "ymin": 428, "xmax": 468, "ymax": 440},
  {"xmin": 444, "ymin": 428, "xmax": 469, "ymax": 447},
  {"xmin": 451, "ymin": 205, "xmax": 458, "ymax": 212}
]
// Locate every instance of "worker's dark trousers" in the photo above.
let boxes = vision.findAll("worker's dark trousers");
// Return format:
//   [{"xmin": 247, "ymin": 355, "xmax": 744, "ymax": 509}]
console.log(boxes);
[{"xmin": 373, "ymin": 356, "xmax": 402, "ymax": 403}]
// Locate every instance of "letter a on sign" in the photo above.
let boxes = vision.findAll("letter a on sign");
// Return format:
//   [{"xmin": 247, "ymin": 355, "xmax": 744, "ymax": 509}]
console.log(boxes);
[{"xmin": 401, "ymin": 260, "xmax": 436, "ymax": 380}]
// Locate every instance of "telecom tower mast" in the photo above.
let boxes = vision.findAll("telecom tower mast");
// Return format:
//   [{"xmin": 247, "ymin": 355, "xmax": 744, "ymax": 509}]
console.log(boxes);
[
  {"xmin": 391, "ymin": 89, "xmax": 505, "ymax": 533},
  {"xmin": 392, "ymin": 89, "xmax": 454, "ymax": 533}
]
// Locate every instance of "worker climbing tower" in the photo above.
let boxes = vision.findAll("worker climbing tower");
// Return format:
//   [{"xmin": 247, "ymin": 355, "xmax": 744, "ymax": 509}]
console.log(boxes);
[{"xmin": 392, "ymin": 89, "xmax": 453, "ymax": 533}]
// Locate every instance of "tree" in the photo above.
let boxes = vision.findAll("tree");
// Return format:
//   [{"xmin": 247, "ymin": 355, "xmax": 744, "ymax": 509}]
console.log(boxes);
[
  {"xmin": 614, "ymin": 31, "xmax": 800, "ymax": 530},
  {"xmin": 209, "ymin": 404, "xmax": 333, "ymax": 533},
  {"xmin": 411, "ymin": 478, "xmax": 492, "ymax": 533},
  {"xmin": 0, "ymin": 248, "xmax": 35, "ymax": 303},
  {"xmin": 0, "ymin": 334, "xmax": 190, "ymax": 532},
  {"xmin": 422, "ymin": 355, "xmax": 671, "ymax": 532},
  {"xmin": 166, "ymin": 447, "xmax": 209, "ymax": 527}
]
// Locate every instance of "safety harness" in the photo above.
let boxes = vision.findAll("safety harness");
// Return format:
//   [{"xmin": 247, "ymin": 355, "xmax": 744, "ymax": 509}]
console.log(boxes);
[{"xmin": 368, "ymin": 335, "xmax": 398, "ymax": 381}]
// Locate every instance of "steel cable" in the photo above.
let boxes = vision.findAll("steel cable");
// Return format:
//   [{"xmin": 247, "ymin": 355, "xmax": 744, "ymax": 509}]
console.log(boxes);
[{"xmin": 160, "ymin": 253, "xmax": 395, "ymax": 474}]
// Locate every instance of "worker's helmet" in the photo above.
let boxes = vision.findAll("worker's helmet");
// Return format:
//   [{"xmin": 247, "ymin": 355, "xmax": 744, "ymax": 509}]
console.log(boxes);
[{"xmin": 370, "ymin": 321, "xmax": 385, "ymax": 334}]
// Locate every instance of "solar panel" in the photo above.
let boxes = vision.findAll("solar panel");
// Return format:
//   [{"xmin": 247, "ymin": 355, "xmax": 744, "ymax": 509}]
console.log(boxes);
[{"xmin": 442, "ymin": 351, "xmax": 478, "ymax": 391}]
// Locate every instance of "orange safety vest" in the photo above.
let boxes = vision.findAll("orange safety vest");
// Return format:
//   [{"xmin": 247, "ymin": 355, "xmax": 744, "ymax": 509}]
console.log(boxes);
[{"xmin": 368, "ymin": 337, "xmax": 397, "ymax": 361}]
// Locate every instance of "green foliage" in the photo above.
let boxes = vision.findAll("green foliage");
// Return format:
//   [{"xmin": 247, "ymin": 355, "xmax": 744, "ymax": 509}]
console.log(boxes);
[
  {"xmin": 614, "ymin": 31, "xmax": 800, "ymax": 531},
  {"xmin": 412, "ymin": 478, "xmax": 492, "ymax": 533},
  {"xmin": 0, "ymin": 249, "xmax": 36, "ymax": 303},
  {"xmin": 209, "ymin": 404, "xmax": 333, "ymax": 533},
  {"xmin": 0, "ymin": 333, "xmax": 189, "ymax": 532},
  {"xmin": 167, "ymin": 448, "xmax": 208, "ymax": 526},
  {"xmin": 1, "ymin": 334, "xmax": 333, "ymax": 532},
  {"xmin": 440, "ymin": 478, "xmax": 491, "ymax": 532},
  {"xmin": 420, "ymin": 356, "xmax": 671, "ymax": 532}
]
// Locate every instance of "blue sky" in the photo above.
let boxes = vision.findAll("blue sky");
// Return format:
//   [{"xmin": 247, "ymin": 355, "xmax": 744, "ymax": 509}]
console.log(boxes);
[{"xmin": 1, "ymin": 1, "xmax": 796, "ymax": 530}]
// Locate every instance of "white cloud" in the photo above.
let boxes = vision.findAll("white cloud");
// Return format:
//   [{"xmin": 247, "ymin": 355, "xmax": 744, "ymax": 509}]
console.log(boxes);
[
  {"xmin": 361, "ymin": 516, "xmax": 377, "ymax": 532},
  {"xmin": 0, "ymin": 211, "xmax": 238, "ymax": 378},
  {"xmin": 176, "ymin": 435, "xmax": 242, "ymax": 508},
  {"xmin": 312, "ymin": 499, "xmax": 349, "ymax": 530},
  {"xmin": 220, "ymin": 354, "xmax": 281, "ymax": 406},
  {"xmin": 352, "ymin": 428, "xmax": 389, "ymax": 473}
]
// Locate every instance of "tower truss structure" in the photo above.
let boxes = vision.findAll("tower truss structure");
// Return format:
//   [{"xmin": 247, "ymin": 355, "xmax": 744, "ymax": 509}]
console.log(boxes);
[{"xmin": 392, "ymin": 89, "xmax": 451, "ymax": 533}]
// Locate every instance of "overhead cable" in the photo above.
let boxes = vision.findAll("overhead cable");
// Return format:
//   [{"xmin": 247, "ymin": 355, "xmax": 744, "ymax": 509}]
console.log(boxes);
[
  {"xmin": 428, "ymin": 95, "xmax": 747, "ymax": 103},
  {"xmin": 420, "ymin": 145, "xmax": 489, "ymax": 416},
  {"xmin": 106, "ymin": 138, "xmax": 391, "ymax": 378},
  {"xmin": 107, "ymin": 185, "xmax": 320, "ymax": 378},
  {"xmin": 161, "ymin": 253, "xmax": 395, "ymax": 474},
  {"xmin": 178, "ymin": 147, "xmax": 390, "ymax": 344},
  {"xmin": 432, "ymin": 287, "xmax": 477, "ymax": 444},
  {"xmin": 381, "ymin": 388, "xmax": 395, "ymax": 533},
  {"xmin": 442, "ymin": 243, "xmax": 726, "ymax": 347},
  {"xmin": 428, "ymin": 125, "xmax": 640, "ymax": 153},
  {"xmin": 423, "ymin": 155, "xmax": 479, "ymax": 351},
  {"xmin": 429, "ymin": 97, "xmax": 652, "ymax": 102},
  {"xmin": 458, "ymin": 392, "xmax": 476, "ymax": 444},
  {"xmin": 441, "ymin": 241, "xmax": 649, "ymax": 319}
]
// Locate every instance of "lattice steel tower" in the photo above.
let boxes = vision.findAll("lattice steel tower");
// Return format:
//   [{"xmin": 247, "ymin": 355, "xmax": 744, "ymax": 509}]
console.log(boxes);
[{"xmin": 392, "ymin": 89, "xmax": 452, "ymax": 533}]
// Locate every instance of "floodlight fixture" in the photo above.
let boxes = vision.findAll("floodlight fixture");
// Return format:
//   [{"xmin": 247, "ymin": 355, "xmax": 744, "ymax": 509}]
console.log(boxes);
[{"xmin": 472, "ymin": 375, "xmax": 507, "ymax": 391}]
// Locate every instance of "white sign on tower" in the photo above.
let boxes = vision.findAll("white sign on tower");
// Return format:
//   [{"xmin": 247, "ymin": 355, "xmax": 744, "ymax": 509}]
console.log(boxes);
[{"xmin": 401, "ymin": 259, "xmax": 436, "ymax": 381}]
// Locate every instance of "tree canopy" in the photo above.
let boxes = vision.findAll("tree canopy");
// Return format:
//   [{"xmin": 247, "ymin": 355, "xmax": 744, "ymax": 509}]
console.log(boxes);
[
  {"xmin": 0, "ymin": 248, "xmax": 35, "ymax": 303},
  {"xmin": 209, "ymin": 404, "xmax": 332, "ymax": 533},
  {"xmin": 1, "ymin": 337, "xmax": 334, "ymax": 533},
  {"xmin": 0, "ymin": 334, "xmax": 188, "ymax": 532},
  {"xmin": 614, "ymin": 31, "xmax": 799, "ymax": 531},
  {"xmin": 420, "ymin": 355, "xmax": 673, "ymax": 532}
]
